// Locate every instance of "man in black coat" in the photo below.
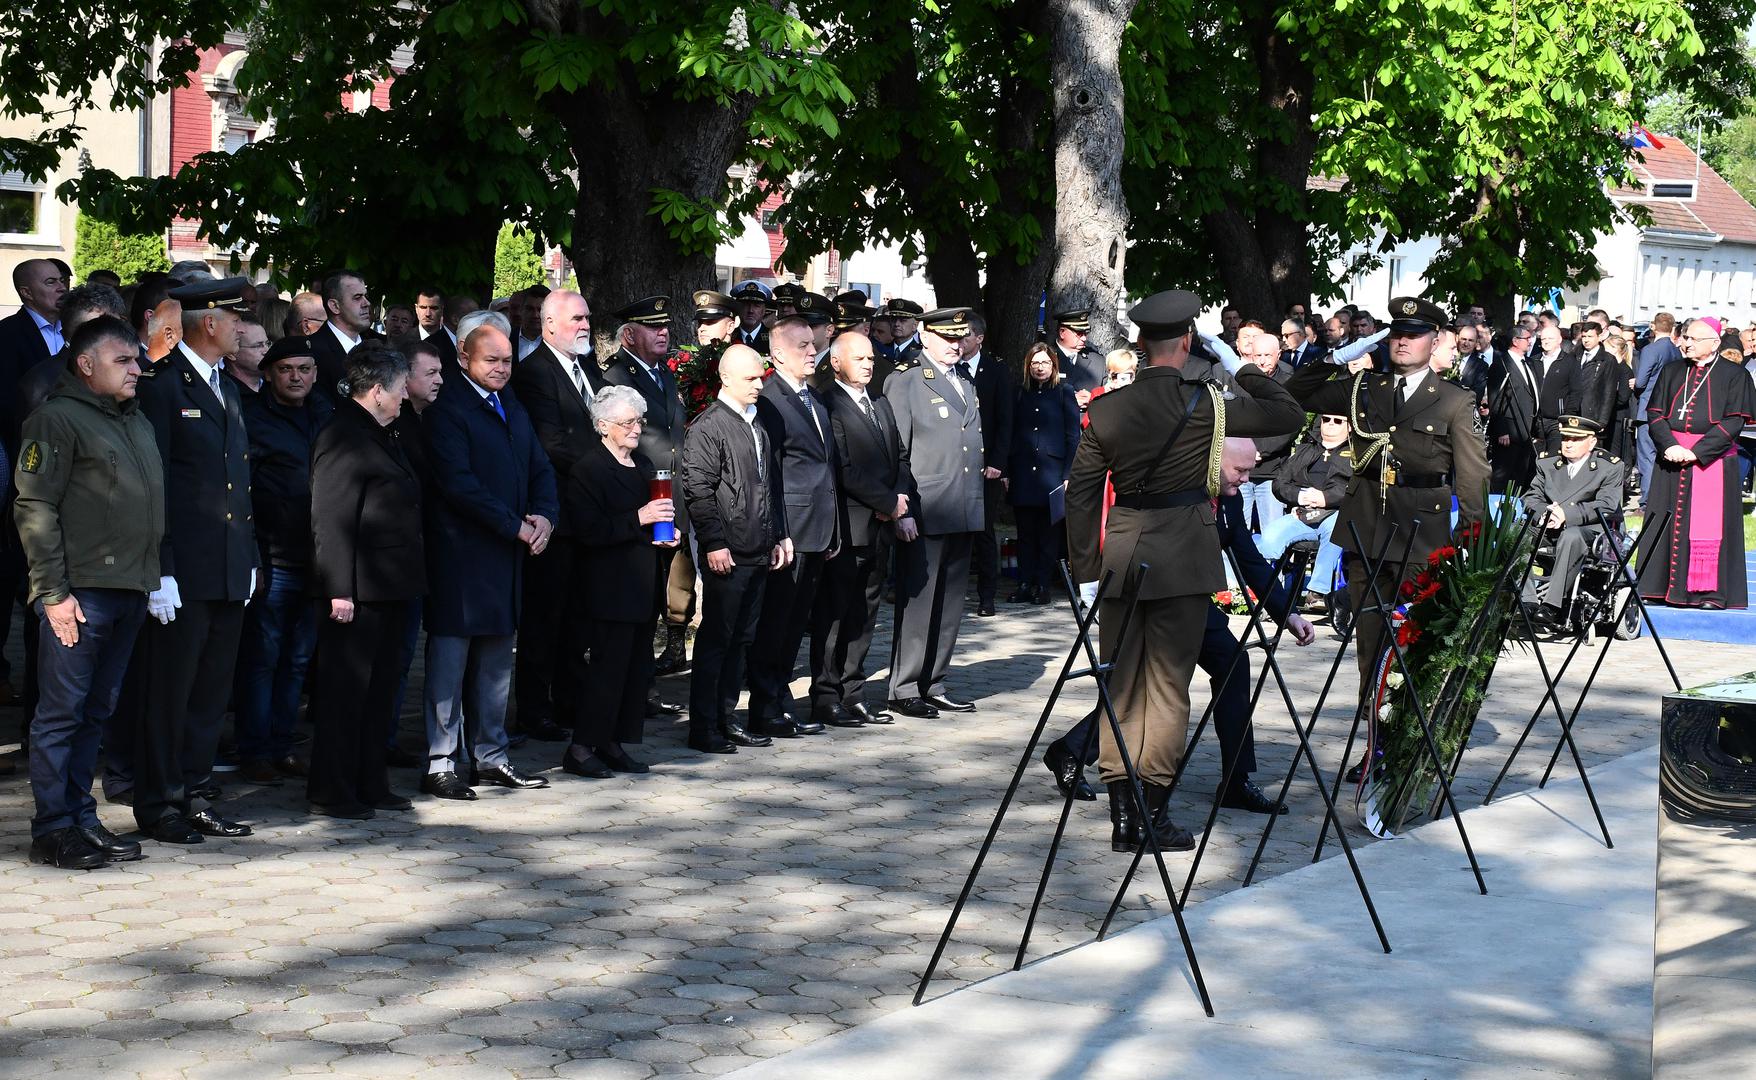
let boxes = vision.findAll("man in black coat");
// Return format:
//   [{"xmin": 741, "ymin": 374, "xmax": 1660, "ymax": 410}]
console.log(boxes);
[
  {"xmin": 420, "ymin": 325, "xmax": 558, "ymax": 800},
  {"xmin": 730, "ymin": 281, "xmax": 772, "ymax": 355},
  {"xmin": 809, "ymin": 333, "xmax": 905, "ymax": 727},
  {"xmin": 1051, "ymin": 306, "xmax": 1107, "ymax": 405},
  {"xmin": 236, "ymin": 337, "xmax": 333, "ymax": 785},
  {"xmin": 510, "ymin": 288, "xmax": 603, "ymax": 743},
  {"xmin": 1486, "ymin": 324, "xmax": 1545, "ymax": 492},
  {"xmin": 748, "ymin": 316, "xmax": 842, "ymax": 736},
  {"xmin": 308, "ymin": 270, "xmax": 381, "ymax": 402},
  {"xmin": 954, "ymin": 313, "xmax": 1014, "ymax": 616},
  {"xmin": 131, "ymin": 277, "xmax": 259, "ymax": 844},
  {"xmin": 681, "ymin": 345, "xmax": 790, "ymax": 754},
  {"xmin": 1538, "ymin": 321, "xmax": 1629, "ymax": 452}
]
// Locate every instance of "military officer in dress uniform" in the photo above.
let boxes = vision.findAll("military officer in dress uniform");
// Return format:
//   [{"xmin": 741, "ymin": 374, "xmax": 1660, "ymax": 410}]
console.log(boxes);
[
  {"xmin": 1051, "ymin": 307, "xmax": 1108, "ymax": 406},
  {"xmin": 1521, "ymin": 415, "xmax": 1626, "ymax": 630},
  {"xmin": 880, "ymin": 299, "xmax": 925, "ymax": 392},
  {"xmin": 811, "ymin": 298, "xmax": 879, "ymax": 389},
  {"xmin": 1285, "ymin": 295, "xmax": 1490, "ymax": 699},
  {"xmin": 729, "ymin": 281, "xmax": 772, "ymax": 355},
  {"xmin": 886, "ymin": 307, "xmax": 986, "ymax": 718},
  {"xmin": 1067, "ymin": 290, "xmax": 1305, "ymax": 853},
  {"xmin": 132, "ymin": 277, "xmax": 259, "ymax": 844}
]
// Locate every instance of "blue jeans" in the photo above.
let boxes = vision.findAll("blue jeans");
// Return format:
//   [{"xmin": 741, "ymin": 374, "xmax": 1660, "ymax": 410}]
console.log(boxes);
[
  {"xmin": 29, "ymin": 589, "xmax": 146, "ymax": 838},
  {"xmin": 236, "ymin": 567, "xmax": 316, "ymax": 763},
  {"xmin": 1238, "ymin": 480, "xmax": 1285, "ymax": 534},
  {"xmin": 1258, "ymin": 513, "xmax": 1343, "ymax": 593}
]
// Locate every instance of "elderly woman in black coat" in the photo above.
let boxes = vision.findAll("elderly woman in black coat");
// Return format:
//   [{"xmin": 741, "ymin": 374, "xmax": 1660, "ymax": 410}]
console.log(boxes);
[
  {"xmin": 560, "ymin": 384, "xmax": 679, "ymax": 778},
  {"xmin": 308, "ymin": 342, "xmax": 425, "ymax": 820},
  {"xmin": 1008, "ymin": 342, "xmax": 1082, "ymax": 604}
]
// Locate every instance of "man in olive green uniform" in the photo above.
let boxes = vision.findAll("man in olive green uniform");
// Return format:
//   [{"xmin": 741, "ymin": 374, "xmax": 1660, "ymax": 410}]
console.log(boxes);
[
  {"xmin": 15, "ymin": 316, "xmax": 164, "ymax": 869},
  {"xmin": 1284, "ymin": 296, "xmax": 1490, "ymax": 695},
  {"xmin": 1520, "ymin": 415, "xmax": 1625, "ymax": 628},
  {"xmin": 1067, "ymin": 290, "xmax": 1305, "ymax": 852}
]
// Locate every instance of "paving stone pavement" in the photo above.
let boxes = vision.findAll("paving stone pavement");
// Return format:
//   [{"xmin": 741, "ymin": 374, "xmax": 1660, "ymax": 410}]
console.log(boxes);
[{"xmin": 0, "ymin": 593, "xmax": 1747, "ymax": 1078}]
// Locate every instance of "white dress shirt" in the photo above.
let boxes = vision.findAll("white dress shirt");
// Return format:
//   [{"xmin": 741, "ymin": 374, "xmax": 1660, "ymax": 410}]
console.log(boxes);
[{"xmin": 327, "ymin": 321, "xmax": 362, "ymax": 354}]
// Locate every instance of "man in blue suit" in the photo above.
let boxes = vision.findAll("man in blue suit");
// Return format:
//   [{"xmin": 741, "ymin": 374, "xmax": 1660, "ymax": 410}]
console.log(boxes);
[
  {"xmin": 1044, "ymin": 439, "xmax": 1315, "ymax": 819},
  {"xmin": 420, "ymin": 325, "xmax": 558, "ymax": 800},
  {"xmin": 1633, "ymin": 311, "xmax": 1681, "ymax": 505}
]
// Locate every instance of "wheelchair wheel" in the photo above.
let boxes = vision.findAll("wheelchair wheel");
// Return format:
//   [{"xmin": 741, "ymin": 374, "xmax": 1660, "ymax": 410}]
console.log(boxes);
[{"xmin": 1613, "ymin": 595, "xmax": 1642, "ymax": 640}]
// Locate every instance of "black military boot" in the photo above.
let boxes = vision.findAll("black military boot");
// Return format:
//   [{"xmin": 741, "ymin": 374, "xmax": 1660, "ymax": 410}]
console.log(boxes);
[
  {"xmin": 655, "ymin": 625, "xmax": 690, "ymax": 676},
  {"xmin": 1107, "ymin": 781, "xmax": 1143, "ymax": 852},
  {"xmin": 1141, "ymin": 782, "xmax": 1197, "ymax": 851}
]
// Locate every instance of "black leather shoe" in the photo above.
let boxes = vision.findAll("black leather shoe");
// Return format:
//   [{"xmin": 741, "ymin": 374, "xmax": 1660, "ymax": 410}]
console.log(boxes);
[
  {"xmin": 143, "ymin": 816, "xmax": 202, "ymax": 844},
  {"xmin": 1044, "ymin": 742, "xmax": 1097, "ymax": 801},
  {"xmin": 847, "ymin": 702, "xmax": 893, "ymax": 725},
  {"xmin": 977, "ymin": 603, "xmax": 997, "ymax": 617},
  {"xmin": 753, "ymin": 718, "xmax": 802, "ymax": 739},
  {"xmin": 655, "ymin": 626, "xmax": 690, "ymax": 675},
  {"xmin": 1142, "ymin": 783, "xmax": 1196, "ymax": 851},
  {"xmin": 1345, "ymin": 758, "xmax": 1367, "ymax": 784},
  {"xmin": 1007, "ymin": 588, "xmax": 1032, "ymax": 604},
  {"xmin": 598, "ymin": 744, "xmax": 650, "ymax": 773},
  {"xmin": 1031, "ymin": 586, "xmax": 1051, "ymax": 605},
  {"xmin": 478, "ymin": 763, "xmax": 548, "ymax": 789},
  {"xmin": 309, "ymin": 803, "xmax": 375, "ymax": 820},
  {"xmin": 1219, "ymin": 778, "xmax": 1287, "ymax": 815},
  {"xmin": 925, "ymin": 694, "xmax": 976, "ymax": 713},
  {"xmin": 561, "ymin": 748, "xmax": 614, "ymax": 778},
  {"xmin": 188, "ymin": 809, "xmax": 252, "ymax": 837},
  {"xmin": 792, "ymin": 715, "xmax": 827, "ymax": 735},
  {"xmin": 275, "ymin": 754, "xmax": 308, "ymax": 778},
  {"xmin": 1106, "ymin": 781, "xmax": 1141, "ymax": 852},
  {"xmin": 688, "ymin": 732, "xmax": 737, "ymax": 754},
  {"xmin": 29, "ymin": 829, "xmax": 107, "ymax": 869},
  {"xmin": 421, "ymin": 772, "xmax": 478, "ymax": 801},
  {"xmin": 723, "ymin": 723, "xmax": 773, "ymax": 747},
  {"xmin": 374, "ymin": 793, "xmax": 414, "ymax": 811},
  {"xmin": 527, "ymin": 719, "xmax": 570, "ymax": 743},
  {"xmin": 889, "ymin": 697, "xmax": 940, "ymax": 719},
  {"xmin": 646, "ymin": 694, "xmax": 685, "ymax": 717},
  {"xmin": 819, "ymin": 707, "xmax": 864, "ymax": 729},
  {"xmin": 76, "ymin": 823, "xmax": 142, "ymax": 861}
]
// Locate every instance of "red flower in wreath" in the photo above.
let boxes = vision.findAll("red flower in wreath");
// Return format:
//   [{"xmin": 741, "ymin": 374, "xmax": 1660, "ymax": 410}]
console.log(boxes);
[
  {"xmin": 1426, "ymin": 545, "xmax": 1458, "ymax": 567},
  {"xmin": 1396, "ymin": 619, "xmax": 1423, "ymax": 647}
]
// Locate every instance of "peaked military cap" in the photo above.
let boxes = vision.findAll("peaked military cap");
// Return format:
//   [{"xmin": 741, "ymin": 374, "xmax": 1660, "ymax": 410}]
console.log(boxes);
[
  {"xmin": 615, "ymin": 295, "xmax": 672, "ymax": 326},
  {"xmin": 169, "ymin": 275, "xmax": 252, "ymax": 313},
  {"xmin": 919, "ymin": 307, "xmax": 974, "ymax": 340},
  {"xmin": 262, "ymin": 335, "xmax": 317, "ymax": 368},
  {"xmin": 834, "ymin": 300, "xmax": 878, "ymax": 330},
  {"xmin": 884, "ymin": 297, "xmax": 924, "ymax": 318},
  {"xmin": 792, "ymin": 291, "xmax": 835, "ymax": 325},
  {"xmin": 1387, "ymin": 295, "xmax": 1449, "ymax": 334},
  {"xmin": 771, "ymin": 282, "xmax": 806, "ymax": 306},
  {"xmin": 1556, "ymin": 414, "xmax": 1602, "ymax": 438},
  {"xmin": 1126, "ymin": 290, "xmax": 1201, "ymax": 341},
  {"xmin": 692, "ymin": 290, "xmax": 738, "ymax": 321},
  {"xmin": 729, "ymin": 280, "xmax": 772, "ymax": 302},
  {"xmin": 834, "ymin": 289, "xmax": 869, "ymax": 305},
  {"xmin": 1053, "ymin": 307, "xmax": 1092, "ymax": 331}
]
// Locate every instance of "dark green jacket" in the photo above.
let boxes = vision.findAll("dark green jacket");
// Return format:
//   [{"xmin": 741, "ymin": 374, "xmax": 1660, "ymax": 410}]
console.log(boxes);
[{"xmin": 14, "ymin": 370, "xmax": 165, "ymax": 605}]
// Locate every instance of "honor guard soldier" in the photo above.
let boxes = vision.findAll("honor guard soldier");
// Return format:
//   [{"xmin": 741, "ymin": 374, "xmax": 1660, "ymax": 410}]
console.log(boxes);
[
  {"xmin": 886, "ymin": 307, "xmax": 987, "ymax": 717},
  {"xmin": 132, "ymin": 276, "xmax": 260, "ymax": 844},
  {"xmin": 1285, "ymin": 295, "xmax": 1490, "ymax": 697},
  {"xmin": 1520, "ymin": 415, "xmax": 1625, "ymax": 630},
  {"xmin": 1051, "ymin": 306, "xmax": 1107, "ymax": 405},
  {"xmin": 1066, "ymin": 289, "xmax": 1305, "ymax": 853}
]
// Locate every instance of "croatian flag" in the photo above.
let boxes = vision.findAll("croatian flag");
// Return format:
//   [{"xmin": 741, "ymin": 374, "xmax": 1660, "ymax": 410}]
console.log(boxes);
[{"xmin": 1627, "ymin": 125, "xmax": 1666, "ymax": 149}]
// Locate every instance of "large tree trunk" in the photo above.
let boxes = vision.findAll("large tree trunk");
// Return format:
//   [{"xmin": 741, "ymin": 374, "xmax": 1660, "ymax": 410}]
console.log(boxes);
[
  {"xmin": 982, "ymin": 5, "xmax": 1056, "ymax": 371},
  {"xmin": 1201, "ymin": 6, "xmax": 1317, "ymax": 322},
  {"xmin": 1045, "ymin": 0, "xmax": 1136, "ymax": 349}
]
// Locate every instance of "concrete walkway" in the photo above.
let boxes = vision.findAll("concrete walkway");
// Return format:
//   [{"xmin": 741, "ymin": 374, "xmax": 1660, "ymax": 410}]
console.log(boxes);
[{"xmin": 732, "ymin": 748, "xmax": 1664, "ymax": 1079}]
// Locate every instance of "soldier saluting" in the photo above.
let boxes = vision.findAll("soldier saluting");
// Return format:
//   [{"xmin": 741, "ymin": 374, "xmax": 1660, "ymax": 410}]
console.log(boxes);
[
  {"xmin": 1284, "ymin": 296, "xmax": 1490, "ymax": 700},
  {"xmin": 1066, "ymin": 290, "xmax": 1305, "ymax": 853}
]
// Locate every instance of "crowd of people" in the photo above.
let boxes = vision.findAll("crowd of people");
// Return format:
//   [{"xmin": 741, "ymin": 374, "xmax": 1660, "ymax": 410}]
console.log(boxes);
[{"xmin": 0, "ymin": 252, "xmax": 1748, "ymax": 869}]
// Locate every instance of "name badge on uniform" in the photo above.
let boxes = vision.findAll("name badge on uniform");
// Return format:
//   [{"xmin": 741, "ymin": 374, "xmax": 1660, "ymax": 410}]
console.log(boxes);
[
  {"xmin": 938, "ymin": 406, "xmax": 950, "ymax": 419},
  {"xmin": 181, "ymin": 408, "xmax": 202, "ymax": 419}
]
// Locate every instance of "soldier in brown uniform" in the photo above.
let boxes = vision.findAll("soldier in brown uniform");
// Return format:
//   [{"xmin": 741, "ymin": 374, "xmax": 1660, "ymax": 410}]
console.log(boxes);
[
  {"xmin": 1066, "ymin": 290, "xmax": 1305, "ymax": 852},
  {"xmin": 1284, "ymin": 296, "xmax": 1490, "ymax": 700}
]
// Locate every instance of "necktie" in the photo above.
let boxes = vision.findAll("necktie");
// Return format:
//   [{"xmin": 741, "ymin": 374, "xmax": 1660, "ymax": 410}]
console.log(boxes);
[
  {"xmin": 487, "ymin": 391, "xmax": 506, "ymax": 422},
  {"xmin": 570, "ymin": 361, "xmax": 587, "ymax": 397},
  {"xmin": 1394, "ymin": 376, "xmax": 1409, "ymax": 410},
  {"xmin": 799, "ymin": 386, "xmax": 824, "ymax": 441},
  {"xmin": 860, "ymin": 393, "xmax": 883, "ymax": 437},
  {"xmin": 209, "ymin": 366, "xmax": 222, "ymax": 399},
  {"xmin": 955, "ymin": 361, "xmax": 973, "ymax": 383}
]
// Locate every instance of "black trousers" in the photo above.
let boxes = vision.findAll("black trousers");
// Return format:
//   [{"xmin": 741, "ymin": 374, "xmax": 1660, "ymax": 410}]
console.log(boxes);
[
  {"xmin": 746, "ymin": 549, "xmax": 825, "ymax": 722},
  {"xmin": 689, "ymin": 563, "xmax": 767, "ymax": 735},
  {"xmin": 514, "ymin": 538, "xmax": 580, "ymax": 729},
  {"xmin": 307, "ymin": 600, "xmax": 403, "ymax": 810},
  {"xmin": 1054, "ymin": 602, "xmax": 1258, "ymax": 778},
  {"xmin": 573, "ymin": 619, "xmax": 652, "ymax": 748},
  {"xmin": 809, "ymin": 532, "xmax": 890, "ymax": 710},
  {"xmin": 133, "ymin": 598, "xmax": 246, "ymax": 830},
  {"xmin": 972, "ymin": 477, "xmax": 1005, "ymax": 605},
  {"xmin": 889, "ymin": 532, "xmax": 974, "ymax": 700},
  {"xmin": 1013, "ymin": 505, "xmax": 1060, "ymax": 589}
]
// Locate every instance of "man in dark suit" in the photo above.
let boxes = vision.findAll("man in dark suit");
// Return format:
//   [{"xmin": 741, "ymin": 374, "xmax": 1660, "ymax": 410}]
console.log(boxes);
[
  {"xmin": 510, "ymin": 288, "xmax": 603, "ymax": 744},
  {"xmin": 1486, "ymin": 324, "xmax": 1545, "ymax": 491},
  {"xmin": 1537, "ymin": 321, "xmax": 1629, "ymax": 452},
  {"xmin": 810, "ymin": 333, "xmax": 904, "ymax": 727},
  {"xmin": 886, "ymin": 308, "xmax": 987, "ymax": 718},
  {"xmin": 604, "ymin": 296, "xmax": 690, "ymax": 712},
  {"xmin": 1051, "ymin": 306, "xmax": 1107, "ymax": 406},
  {"xmin": 420, "ymin": 325, "xmax": 558, "ymax": 800},
  {"xmin": 681, "ymin": 345, "xmax": 790, "ymax": 754},
  {"xmin": 1633, "ymin": 311, "xmax": 1681, "ymax": 504},
  {"xmin": 413, "ymin": 287, "xmax": 459, "ymax": 375},
  {"xmin": 730, "ymin": 281, "xmax": 772, "ymax": 354},
  {"xmin": 880, "ymin": 298, "xmax": 925, "ymax": 395},
  {"xmin": 308, "ymin": 270, "xmax": 380, "ymax": 401},
  {"xmin": 131, "ymin": 277, "xmax": 259, "ymax": 845},
  {"xmin": 960, "ymin": 313, "xmax": 1014, "ymax": 617},
  {"xmin": 1455, "ymin": 322, "xmax": 1494, "ymax": 409},
  {"xmin": 747, "ymin": 316, "xmax": 841, "ymax": 736},
  {"xmin": 1280, "ymin": 318, "xmax": 1325, "ymax": 369}
]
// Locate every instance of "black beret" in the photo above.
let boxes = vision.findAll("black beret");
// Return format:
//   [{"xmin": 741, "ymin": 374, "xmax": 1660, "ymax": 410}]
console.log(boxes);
[
  {"xmin": 692, "ymin": 290, "xmax": 738, "ymax": 321},
  {"xmin": 1387, "ymin": 296, "xmax": 1449, "ymax": 334},
  {"xmin": 262, "ymin": 335, "xmax": 316, "ymax": 368},
  {"xmin": 920, "ymin": 307, "xmax": 974, "ymax": 339},
  {"xmin": 1126, "ymin": 290, "xmax": 1200, "ymax": 341},
  {"xmin": 169, "ymin": 275, "xmax": 252, "ymax": 313},
  {"xmin": 614, "ymin": 295, "xmax": 672, "ymax": 327},
  {"xmin": 884, "ymin": 298, "xmax": 924, "ymax": 318}
]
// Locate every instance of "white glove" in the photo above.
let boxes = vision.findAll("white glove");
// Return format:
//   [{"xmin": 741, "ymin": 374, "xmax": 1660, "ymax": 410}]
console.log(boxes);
[
  {"xmin": 1198, "ymin": 332, "xmax": 1246, "ymax": 376},
  {"xmin": 1077, "ymin": 580, "xmax": 1100, "ymax": 617},
  {"xmin": 248, "ymin": 568, "xmax": 257, "ymax": 598},
  {"xmin": 1329, "ymin": 328, "xmax": 1390, "ymax": 366},
  {"xmin": 148, "ymin": 575, "xmax": 182, "ymax": 624}
]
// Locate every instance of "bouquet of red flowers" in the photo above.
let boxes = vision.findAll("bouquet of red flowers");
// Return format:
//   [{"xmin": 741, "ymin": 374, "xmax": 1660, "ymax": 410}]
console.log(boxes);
[{"xmin": 669, "ymin": 341, "xmax": 727, "ymax": 421}]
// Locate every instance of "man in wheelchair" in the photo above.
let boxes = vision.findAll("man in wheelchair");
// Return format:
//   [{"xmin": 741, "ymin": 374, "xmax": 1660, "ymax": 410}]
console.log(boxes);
[{"xmin": 1521, "ymin": 414, "xmax": 1627, "ymax": 632}]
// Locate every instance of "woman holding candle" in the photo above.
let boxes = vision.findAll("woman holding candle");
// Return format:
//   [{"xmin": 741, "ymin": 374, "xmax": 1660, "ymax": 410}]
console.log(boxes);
[{"xmin": 560, "ymin": 385, "xmax": 678, "ymax": 777}]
